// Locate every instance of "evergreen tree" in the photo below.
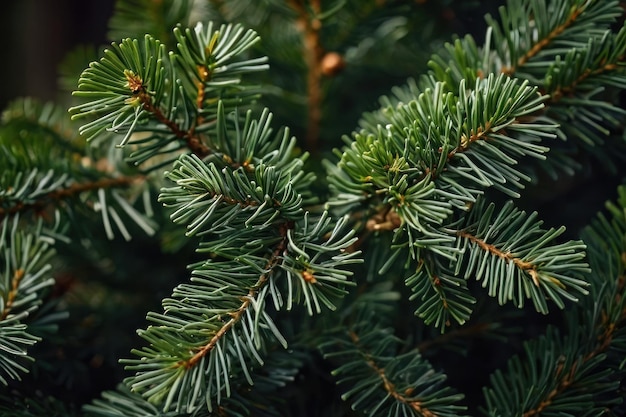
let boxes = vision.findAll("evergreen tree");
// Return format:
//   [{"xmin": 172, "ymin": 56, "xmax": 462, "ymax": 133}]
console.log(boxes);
[{"xmin": 1, "ymin": 0, "xmax": 626, "ymax": 416}]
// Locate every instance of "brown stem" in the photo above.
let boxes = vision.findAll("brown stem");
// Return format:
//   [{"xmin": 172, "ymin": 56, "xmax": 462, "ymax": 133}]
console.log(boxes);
[
  {"xmin": 443, "ymin": 121, "xmax": 494, "ymax": 160},
  {"xmin": 288, "ymin": 0, "xmax": 324, "ymax": 151},
  {"xmin": 177, "ymin": 221, "xmax": 293, "ymax": 369},
  {"xmin": 125, "ymin": 70, "xmax": 211, "ymax": 159},
  {"xmin": 458, "ymin": 230, "xmax": 542, "ymax": 286},
  {"xmin": 1, "ymin": 269, "xmax": 25, "ymax": 320},
  {"xmin": 348, "ymin": 331, "xmax": 440, "ymax": 417},
  {"xmin": 550, "ymin": 58, "xmax": 624, "ymax": 102},
  {"xmin": 0, "ymin": 176, "xmax": 140, "ymax": 221},
  {"xmin": 502, "ymin": 6, "xmax": 584, "ymax": 75},
  {"xmin": 139, "ymin": 93, "xmax": 211, "ymax": 158},
  {"xmin": 522, "ymin": 363, "xmax": 576, "ymax": 417},
  {"xmin": 523, "ymin": 262, "xmax": 626, "ymax": 416}
]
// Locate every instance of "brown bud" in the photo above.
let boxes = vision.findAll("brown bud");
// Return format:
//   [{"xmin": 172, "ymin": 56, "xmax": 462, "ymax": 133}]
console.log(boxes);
[
  {"xmin": 302, "ymin": 270, "xmax": 317, "ymax": 283},
  {"xmin": 321, "ymin": 52, "xmax": 345, "ymax": 77}
]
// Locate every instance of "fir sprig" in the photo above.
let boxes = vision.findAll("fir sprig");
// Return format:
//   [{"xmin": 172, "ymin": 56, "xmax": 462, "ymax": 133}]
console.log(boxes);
[
  {"xmin": 0, "ymin": 216, "xmax": 57, "ymax": 385},
  {"xmin": 455, "ymin": 199, "xmax": 590, "ymax": 313},
  {"xmin": 320, "ymin": 318, "xmax": 467, "ymax": 417},
  {"xmin": 482, "ymin": 185, "xmax": 626, "ymax": 416},
  {"xmin": 122, "ymin": 211, "xmax": 360, "ymax": 412},
  {"xmin": 331, "ymin": 74, "xmax": 553, "ymax": 213},
  {"xmin": 70, "ymin": 22, "xmax": 269, "ymax": 167},
  {"xmin": 0, "ymin": 96, "xmax": 156, "ymax": 240},
  {"xmin": 326, "ymin": 70, "xmax": 589, "ymax": 330},
  {"xmin": 489, "ymin": 0, "xmax": 622, "ymax": 79},
  {"xmin": 378, "ymin": 0, "xmax": 626, "ymax": 176}
]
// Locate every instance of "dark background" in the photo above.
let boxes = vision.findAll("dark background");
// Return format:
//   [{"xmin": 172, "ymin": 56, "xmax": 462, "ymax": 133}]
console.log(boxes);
[{"xmin": 0, "ymin": 1, "xmax": 115, "ymax": 111}]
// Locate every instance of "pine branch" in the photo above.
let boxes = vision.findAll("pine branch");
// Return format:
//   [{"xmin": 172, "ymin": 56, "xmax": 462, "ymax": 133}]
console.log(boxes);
[
  {"xmin": 320, "ymin": 318, "xmax": 467, "ymax": 417},
  {"xmin": 1, "ymin": 97, "xmax": 157, "ymax": 240},
  {"xmin": 488, "ymin": 0, "xmax": 623, "ymax": 78},
  {"xmin": 332, "ymin": 77, "xmax": 551, "ymax": 235},
  {"xmin": 122, "ymin": 200, "xmax": 295, "ymax": 411},
  {"xmin": 325, "ymin": 68, "xmax": 590, "ymax": 330},
  {"xmin": 87, "ymin": 345, "xmax": 304, "ymax": 417},
  {"xmin": 482, "ymin": 185, "xmax": 626, "ymax": 416},
  {"xmin": 118, "ymin": 107, "xmax": 360, "ymax": 412},
  {"xmin": 0, "ymin": 175, "xmax": 140, "ymax": 222},
  {"xmin": 122, "ymin": 211, "xmax": 359, "ymax": 412},
  {"xmin": 70, "ymin": 23, "xmax": 269, "ymax": 168},
  {"xmin": 1, "ymin": 165, "xmax": 156, "ymax": 241},
  {"xmin": 380, "ymin": 0, "xmax": 626, "ymax": 178},
  {"xmin": 542, "ymin": 24, "xmax": 626, "ymax": 148},
  {"xmin": 456, "ymin": 199, "xmax": 590, "ymax": 313},
  {"xmin": 0, "ymin": 216, "xmax": 58, "ymax": 385},
  {"xmin": 546, "ymin": 25, "xmax": 626, "ymax": 101},
  {"xmin": 483, "ymin": 325, "xmax": 623, "ymax": 416},
  {"xmin": 331, "ymin": 73, "xmax": 553, "ymax": 218}
]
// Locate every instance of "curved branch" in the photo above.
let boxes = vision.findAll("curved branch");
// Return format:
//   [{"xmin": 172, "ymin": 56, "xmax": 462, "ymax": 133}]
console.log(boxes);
[
  {"xmin": 523, "ymin": 272, "xmax": 626, "ymax": 416},
  {"xmin": 502, "ymin": 5, "xmax": 585, "ymax": 75},
  {"xmin": 176, "ymin": 221, "xmax": 293, "ymax": 369},
  {"xmin": 458, "ymin": 230, "xmax": 541, "ymax": 286},
  {"xmin": 549, "ymin": 58, "xmax": 625, "ymax": 101},
  {"xmin": 0, "ymin": 175, "xmax": 141, "ymax": 221},
  {"xmin": 349, "ymin": 331, "xmax": 440, "ymax": 417}
]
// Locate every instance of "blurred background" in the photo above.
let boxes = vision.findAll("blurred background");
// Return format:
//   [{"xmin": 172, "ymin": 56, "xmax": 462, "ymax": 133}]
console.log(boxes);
[{"xmin": 0, "ymin": 1, "xmax": 115, "ymax": 110}]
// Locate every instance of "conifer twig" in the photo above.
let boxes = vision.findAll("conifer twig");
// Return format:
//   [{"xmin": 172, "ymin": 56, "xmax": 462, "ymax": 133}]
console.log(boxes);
[
  {"xmin": 348, "ymin": 331, "xmax": 439, "ymax": 417},
  {"xmin": 458, "ymin": 230, "xmax": 542, "ymax": 286},
  {"xmin": 501, "ymin": 4, "xmax": 585, "ymax": 75},
  {"xmin": 522, "ymin": 321, "xmax": 624, "ymax": 416},
  {"xmin": 125, "ymin": 70, "xmax": 211, "ymax": 158},
  {"xmin": 549, "ymin": 58, "xmax": 625, "ymax": 101},
  {"xmin": 0, "ymin": 176, "xmax": 141, "ymax": 221},
  {"xmin": 0, "ymin": 269, "xmax": 25, "ymax": 320},
  {"xmin": 175, "ymin": 220, "xmax": 293, "ymax": 369},
  {"xmin": 523, "ymin": 277, "xmax": 626, "ymax": 416}
]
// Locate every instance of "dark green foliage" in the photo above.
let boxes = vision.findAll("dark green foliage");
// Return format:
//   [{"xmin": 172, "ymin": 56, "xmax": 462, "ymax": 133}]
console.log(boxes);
[
  {"xmin": 2, "ymin": 0, "xmax": 626, "ymax": 416},
  {"xmin": 482, "ymin": 185, "xmax": 626, "ymax": 416},
  {"xmin": 0, "ymin": 216, "xmax": 59, "ymax": 385},
  {"xmin": 320, "ymin": 317, "xmax": 467, "ymax": 417}
]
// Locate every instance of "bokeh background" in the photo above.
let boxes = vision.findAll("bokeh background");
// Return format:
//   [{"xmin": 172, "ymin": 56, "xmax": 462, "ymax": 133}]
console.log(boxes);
[{"xmin": 0, "ymin": 1, "xmax": 114, "ymax": 110}]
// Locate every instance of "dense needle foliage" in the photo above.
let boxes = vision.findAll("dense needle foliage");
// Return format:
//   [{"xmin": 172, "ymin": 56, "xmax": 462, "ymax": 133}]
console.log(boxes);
[{"xmin": 1, "ymin": 1, "xmax": 626, "ymax": 416}]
